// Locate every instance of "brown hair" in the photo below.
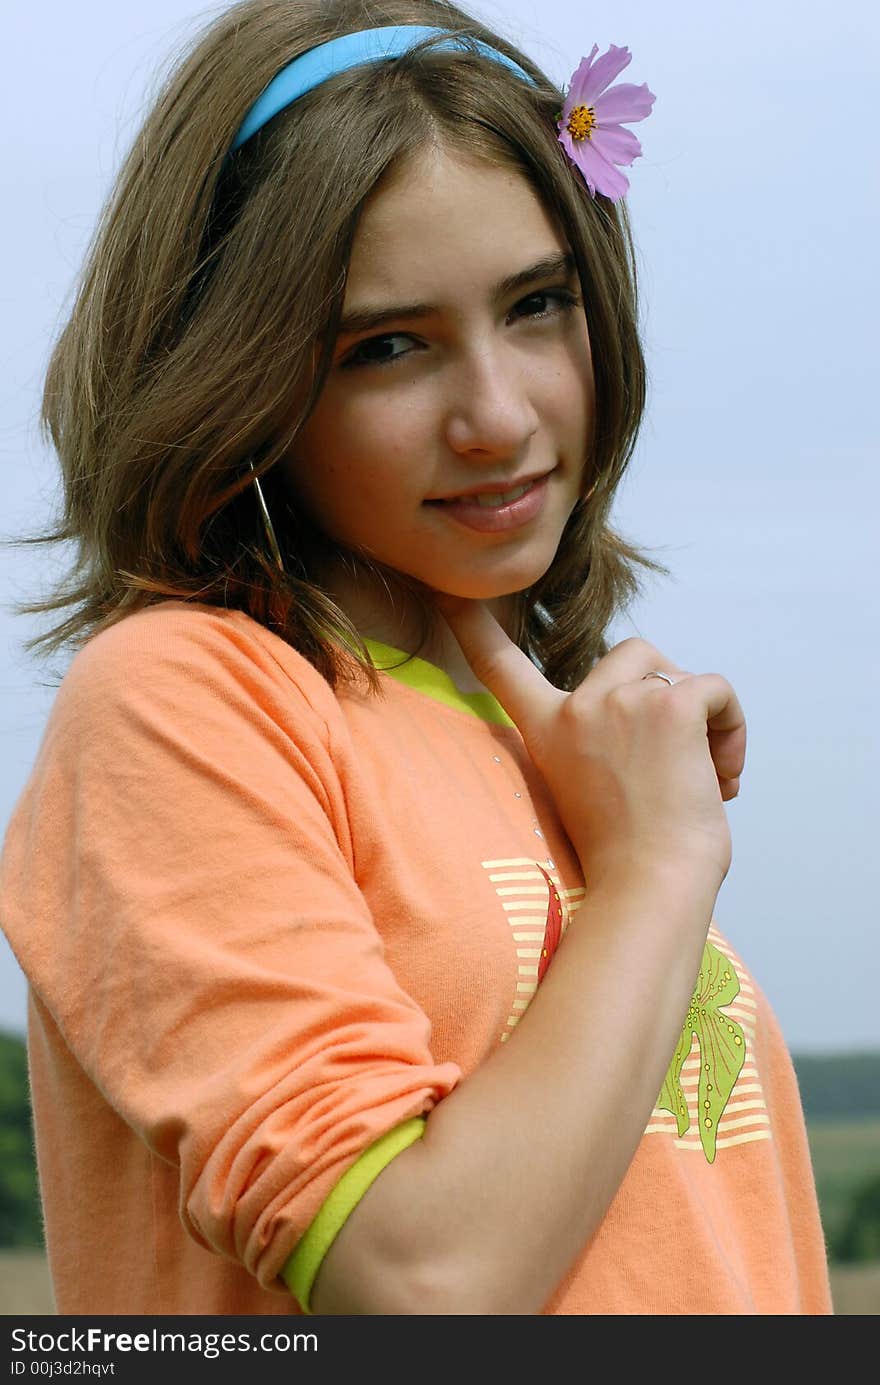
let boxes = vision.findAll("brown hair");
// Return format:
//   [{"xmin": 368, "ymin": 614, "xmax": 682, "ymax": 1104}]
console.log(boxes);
[{"xmin": 7, "ymin": 0, "xmax": 667, "ymax": 693}]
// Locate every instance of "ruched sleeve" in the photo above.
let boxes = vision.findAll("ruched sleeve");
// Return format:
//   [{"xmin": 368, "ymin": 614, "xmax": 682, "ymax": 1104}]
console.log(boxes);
[{"xmin": 0, "ymin": 603, "xmax": 461, "ymax": 1295}]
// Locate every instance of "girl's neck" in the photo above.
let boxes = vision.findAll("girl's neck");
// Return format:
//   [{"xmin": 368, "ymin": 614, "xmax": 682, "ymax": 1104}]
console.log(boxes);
[{"xmin": 321, "ymin": 561, "xmax": 513, "ymax": 695}]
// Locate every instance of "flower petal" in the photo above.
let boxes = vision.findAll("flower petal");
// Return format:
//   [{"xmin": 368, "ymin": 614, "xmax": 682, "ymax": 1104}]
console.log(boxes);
[
  {"xmin": 561, "ymin": 47, "xmax": 599, "ymax": 118},
  {"xmin": 593, "ymin": 82, "xmax": 656, "ymax": 126},
  {"xmin": 592, "ymin": 123, "xmax": 644, "ymax": 168},
  {"xmin": 577, "ymin": 45, "xmax": 633, "ymax": 105},
  {"xmin": 556, "ymin": 128, "xmax": 586, "ymax": 174},
  {"xmin": 564, "ymin": 136, "xmax": 631, "ymax": 202}
]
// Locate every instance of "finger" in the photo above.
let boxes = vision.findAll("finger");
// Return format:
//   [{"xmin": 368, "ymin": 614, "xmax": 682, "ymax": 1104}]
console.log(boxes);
[
  {"xmin": 434, "ymin": 596, "xmax": 565, "ymax": 733},
  {"xmin": 670, "ymin": 672, "xmax": 747, "ymax": 747},
  {"xmin": 573, "ymin": 637, "xmax": 687, "ymax": 697},
  {"xmin": 671, "ymin": 673, "xmax": 746, "ymax": 785},
  {"xmin": 694, "ymin": 673, "xmax": 747, "ymax": 738},
  {"xmin": 708, "ymin": 723, "xmax": 747, "ymax": 784},
  {"xmin": 677, "ymin": 675, "xmax": 747, "ymax": 792},
  {"xmin": 719, "ymin": 776, "xmax": 740, "ymax": 802},
  {"xmin": 639, "ymin": 671, "xmax": 746, "ymax": 792}
]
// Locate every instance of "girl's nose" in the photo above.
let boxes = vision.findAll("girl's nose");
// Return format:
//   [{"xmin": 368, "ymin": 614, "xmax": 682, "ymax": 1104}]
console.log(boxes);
[{"xmin": 443, "ymin": 343, "xmax": 540, "ymax": 458}]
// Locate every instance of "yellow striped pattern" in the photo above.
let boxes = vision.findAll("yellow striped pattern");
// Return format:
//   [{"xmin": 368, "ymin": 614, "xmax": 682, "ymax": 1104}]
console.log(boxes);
[{"xmin": 481, "ymin": 858, "xmax": 584, "ymax": 1042}]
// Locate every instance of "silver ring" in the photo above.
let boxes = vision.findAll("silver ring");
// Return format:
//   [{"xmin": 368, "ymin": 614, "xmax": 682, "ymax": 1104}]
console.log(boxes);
[{"xmin": 642, "ymin": 670, "xmax": 675, "ymax": 687}]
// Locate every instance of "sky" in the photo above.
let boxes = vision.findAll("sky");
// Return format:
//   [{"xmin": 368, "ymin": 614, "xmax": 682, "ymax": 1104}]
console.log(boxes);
[{"xmin": 1, "ymin": 0, "xmax": 878, "ymax": 1051}]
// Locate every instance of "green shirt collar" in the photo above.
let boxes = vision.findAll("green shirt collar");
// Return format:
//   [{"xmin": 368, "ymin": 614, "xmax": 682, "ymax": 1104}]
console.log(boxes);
[{"xmin": 362, "ymin": 638, "xmax": 515, "ymax": 728}]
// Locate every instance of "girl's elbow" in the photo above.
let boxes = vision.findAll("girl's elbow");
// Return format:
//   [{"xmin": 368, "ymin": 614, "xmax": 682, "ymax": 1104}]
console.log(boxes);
[{"xmin": 311, "ymin": 1244, "xmax": 541, "ymax": 1316}]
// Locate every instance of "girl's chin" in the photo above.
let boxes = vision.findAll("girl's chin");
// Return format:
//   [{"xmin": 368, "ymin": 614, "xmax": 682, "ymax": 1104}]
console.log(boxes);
[
  {"xmin": 428, "ymin": 585, "xmax": 526, "ymax": 607},
  {"xmin": 425, "ymin": 562, "xmax": 555, "ymax": 604}
]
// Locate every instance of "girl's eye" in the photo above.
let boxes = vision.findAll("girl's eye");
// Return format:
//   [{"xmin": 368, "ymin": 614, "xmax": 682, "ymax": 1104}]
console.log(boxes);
[
  {"xmin": 340, "ymin": 288, "xmax": 582, "ymax": 370},
  {"xmin": 341, "ymin": 333, "xmax": 414, "ymax": 369},
  {"xmin": 512, "ymin": 289, "xmax": 582, "ymax": 322}
]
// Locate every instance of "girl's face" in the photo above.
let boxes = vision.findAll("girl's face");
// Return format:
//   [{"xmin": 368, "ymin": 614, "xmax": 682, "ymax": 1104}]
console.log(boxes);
[{"xmin": 281, "ymin": 143, "xmax": 594, "ymax": 615}]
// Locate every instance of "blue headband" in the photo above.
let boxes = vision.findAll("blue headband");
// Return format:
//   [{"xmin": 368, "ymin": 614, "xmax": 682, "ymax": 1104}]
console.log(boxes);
[{"xmin": 231, "ymin": 24, "xmax": 538, "ymax": 152}]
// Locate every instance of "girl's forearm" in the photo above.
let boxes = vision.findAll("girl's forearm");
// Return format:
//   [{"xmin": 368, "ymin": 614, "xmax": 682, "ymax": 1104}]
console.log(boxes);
[{"xmin": 310, "ymin": 862, "xmax": 719, "ymax": 1314}]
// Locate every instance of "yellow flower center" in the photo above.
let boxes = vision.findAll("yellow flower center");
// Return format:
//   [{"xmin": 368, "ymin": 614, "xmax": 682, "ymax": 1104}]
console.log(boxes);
[{"xmin": 566, "ymin": 105, "xmax": 596, "ymax": 141}]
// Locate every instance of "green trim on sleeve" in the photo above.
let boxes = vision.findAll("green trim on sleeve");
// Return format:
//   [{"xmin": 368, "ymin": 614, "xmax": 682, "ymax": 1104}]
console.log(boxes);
[
  {"xmin": 363, "ymin": 638, "xmax": 515, "ymax": 727},
  {"xmin": 281, "ymin": 1116, "xmax": 427, "ymax": 1313}
]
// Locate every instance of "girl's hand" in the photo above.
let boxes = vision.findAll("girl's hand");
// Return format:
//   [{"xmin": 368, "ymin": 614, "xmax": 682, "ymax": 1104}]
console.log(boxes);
[{"xmin": 436, "ymin": 597, "xmax": 747, "ymax": 893}]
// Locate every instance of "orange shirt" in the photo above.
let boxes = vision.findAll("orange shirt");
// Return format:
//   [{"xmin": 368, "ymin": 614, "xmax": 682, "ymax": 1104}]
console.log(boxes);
[{"xmin": 0, "ymin": 602, "xmax": 832, "ymax": 1313}]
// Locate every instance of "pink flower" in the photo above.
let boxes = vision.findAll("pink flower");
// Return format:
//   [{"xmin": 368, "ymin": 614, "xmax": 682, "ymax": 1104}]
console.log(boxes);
[{"xmin": 556, "ymin": 45, "xmax": 656, "ymax": 202}]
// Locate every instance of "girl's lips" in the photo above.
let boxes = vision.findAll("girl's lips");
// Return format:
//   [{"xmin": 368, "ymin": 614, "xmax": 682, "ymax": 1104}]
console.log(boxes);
[{"xmin": 425, "ymin": 474, "xmax": 550, "ymax": 533}]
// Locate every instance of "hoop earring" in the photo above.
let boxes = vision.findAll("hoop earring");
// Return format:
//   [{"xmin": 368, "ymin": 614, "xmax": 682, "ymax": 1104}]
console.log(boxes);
[{"xmin": 248, "ymin": 461, "xmax": 286, "ymax": 574}]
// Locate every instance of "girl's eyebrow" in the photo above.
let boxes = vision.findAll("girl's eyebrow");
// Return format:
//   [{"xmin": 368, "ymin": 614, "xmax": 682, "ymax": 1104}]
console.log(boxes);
[{"xmin": 336, "ymin": 252, "xmax": 577, "ymax": 337}]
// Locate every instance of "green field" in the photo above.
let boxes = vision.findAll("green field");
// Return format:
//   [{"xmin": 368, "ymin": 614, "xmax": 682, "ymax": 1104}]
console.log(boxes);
[
  {"xmin": 829, "ymin": 1261, "xmax": 880, "ymax": 1315},
  {"xmin": 806, "ymin": 1117, "xmax": 880, "ymax": 1251}
]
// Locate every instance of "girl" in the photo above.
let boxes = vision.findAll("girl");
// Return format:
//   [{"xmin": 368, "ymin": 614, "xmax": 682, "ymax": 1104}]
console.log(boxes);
[{"xmin": 0, "ymin": 0, "xmax": 831, "ymax": 1315}]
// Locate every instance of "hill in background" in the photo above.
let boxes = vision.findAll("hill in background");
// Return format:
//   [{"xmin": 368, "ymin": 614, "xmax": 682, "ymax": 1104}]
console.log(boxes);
[{"xmin": 793, "ymin": 1052, "xmax": 880, "ymax": 1121}]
